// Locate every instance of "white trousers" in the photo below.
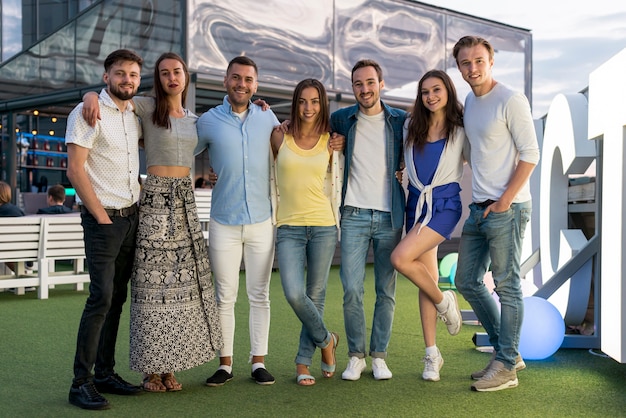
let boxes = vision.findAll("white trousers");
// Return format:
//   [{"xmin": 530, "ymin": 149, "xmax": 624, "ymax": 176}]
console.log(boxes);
[{"xmin": 208, "ymin": 218, "xmax": 275, "ymax": 359}]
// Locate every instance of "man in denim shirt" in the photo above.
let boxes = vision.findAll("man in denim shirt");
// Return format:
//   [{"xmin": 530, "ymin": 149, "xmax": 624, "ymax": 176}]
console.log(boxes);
[{"xmin": 330, "ymin": 59, "xmax": 406, "ymax": 381}]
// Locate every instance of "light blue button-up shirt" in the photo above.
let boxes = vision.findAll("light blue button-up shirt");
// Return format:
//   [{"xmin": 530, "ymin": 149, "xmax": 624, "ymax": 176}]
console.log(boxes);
[{"xmin": 195, "ymin": 96, "xmax": 279, "ymax": 225}]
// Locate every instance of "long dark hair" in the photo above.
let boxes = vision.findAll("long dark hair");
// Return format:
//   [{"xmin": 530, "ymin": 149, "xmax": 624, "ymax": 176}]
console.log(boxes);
[
  {"xmin": 288, "ymin": 79, "xmax": 331, "ymax": 139},
  {"xmin": 406, "ymin": 69, "xmax": 463, "ymax": 151},
  {"xmin": 152, "ymin": 52, "xmax": 190, "ymax": 129}
]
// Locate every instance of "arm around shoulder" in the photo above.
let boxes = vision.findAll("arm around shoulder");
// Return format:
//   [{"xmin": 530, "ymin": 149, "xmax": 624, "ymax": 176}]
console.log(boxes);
[{"xmin": 270, "ymin": 127, "xmax": 284, "ymax": 158}]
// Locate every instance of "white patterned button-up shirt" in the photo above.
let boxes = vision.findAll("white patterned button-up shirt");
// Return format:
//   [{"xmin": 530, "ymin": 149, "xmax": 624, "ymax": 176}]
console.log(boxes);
[{"xmin": 65, "ymin": 89, "xmax": 141, "ymax": 209}]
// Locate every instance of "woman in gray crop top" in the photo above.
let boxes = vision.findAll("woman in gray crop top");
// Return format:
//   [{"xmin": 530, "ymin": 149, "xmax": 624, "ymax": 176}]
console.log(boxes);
[{"xmin": 83, "ymin": 52, "xmax": 222, "ymax": 393}]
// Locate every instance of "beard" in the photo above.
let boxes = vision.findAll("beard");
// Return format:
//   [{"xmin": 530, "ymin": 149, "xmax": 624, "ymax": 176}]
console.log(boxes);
[
  {"xmin": 108, "ymin": 84, "xmax": 137, "ymax": 101},
  {"xmin": 227, "ymin": 91, "xmax": 251, "ymax": 109},
  {"xmin": 356, "ymin": 93, "xmax": 379, "ymax": 110}
]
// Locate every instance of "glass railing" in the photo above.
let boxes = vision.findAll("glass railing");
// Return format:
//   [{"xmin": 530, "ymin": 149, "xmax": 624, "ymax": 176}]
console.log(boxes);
[{"xmin": 0, "ymin": 0, "xmax": 185, "ymax": 102}]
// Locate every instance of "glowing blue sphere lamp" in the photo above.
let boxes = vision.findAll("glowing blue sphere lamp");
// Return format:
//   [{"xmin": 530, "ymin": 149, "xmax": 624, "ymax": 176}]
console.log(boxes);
[
  {"xmin": 448, "ymin": 262, "xmax": 457, "ymax": 289},
  {"xmin": 439, "ymin": 252, "xmax": 458, "ymax": 279},
  {"xmin": 519, "ymin": 296, "xmax": 565, "ymax": 360}
]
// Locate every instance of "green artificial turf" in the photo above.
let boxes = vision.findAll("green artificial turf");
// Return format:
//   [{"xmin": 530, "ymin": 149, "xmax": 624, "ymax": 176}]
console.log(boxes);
[{"xmin": 0, "ymin": 265, "xmax": 624, "ymax": 417}]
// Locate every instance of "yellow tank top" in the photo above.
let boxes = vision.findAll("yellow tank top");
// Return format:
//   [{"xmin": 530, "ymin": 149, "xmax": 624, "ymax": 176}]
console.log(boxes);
[{"xmin": 275, "ymin": 133, "xmax": 335, "ymax": 227}]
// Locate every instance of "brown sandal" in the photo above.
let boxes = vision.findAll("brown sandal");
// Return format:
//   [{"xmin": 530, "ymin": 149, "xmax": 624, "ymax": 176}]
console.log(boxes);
[
  {"xmin": 143, "ymin": 373, "xmax": 166, "ymax": 392},
  {"xmin": 161, "ymin": 372, "xmax": 182, "ymax": 392}
]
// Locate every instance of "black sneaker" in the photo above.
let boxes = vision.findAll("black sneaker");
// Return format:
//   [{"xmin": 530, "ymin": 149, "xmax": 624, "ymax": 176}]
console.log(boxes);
[
  {"xmin": 69, "ymin": 381, "xmax": 110, "ymax": 410},
  {"xmin": 251, "ymin": 368, "xmax": 275, "ymax": 385},
  {"xmin": 206, "ymin": 369, "xmax": 234, "ymax": 387},
  {"xmin": 94, "ymin": 373, "xmax": 142, "ymax": 395}
]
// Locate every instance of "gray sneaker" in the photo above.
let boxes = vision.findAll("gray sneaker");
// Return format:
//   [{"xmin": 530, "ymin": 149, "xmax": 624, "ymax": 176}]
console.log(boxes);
[
  {"xmin": 437, "ymin": 290, "xmax": 462, "ymax": 335},
  {"xmin": 471, "ymin": 360, "xmax": 518, "ymax": 392},
  {"xmin": 471, "ymin": 352, "xmax": 526, "ymax": 380}
]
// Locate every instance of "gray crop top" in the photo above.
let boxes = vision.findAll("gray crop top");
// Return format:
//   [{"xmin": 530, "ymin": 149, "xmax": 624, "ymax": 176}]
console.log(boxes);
[{"xmin": 133, "ymin": 96, "xmax": 198, "ymax": 168}]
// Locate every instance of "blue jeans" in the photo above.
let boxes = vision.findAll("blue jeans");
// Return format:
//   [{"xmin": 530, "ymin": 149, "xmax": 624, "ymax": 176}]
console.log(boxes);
[
  {"xmin": 455, "ymin": 201, "xmax": 531, "ymax": 369},
  {"xmin": 340, "ymin": 206, "xmax": 402, "ymax": 359},
  {"xmin": 276, "ymin": 225, "xmax": 337, "ymax": 366},
  {"xmin": 73, "ymin": 211, "xmax": 138, "ymax": 383}
]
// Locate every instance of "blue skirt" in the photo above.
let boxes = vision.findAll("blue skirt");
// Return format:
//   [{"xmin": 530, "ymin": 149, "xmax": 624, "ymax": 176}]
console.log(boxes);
[{"xmin": 405, "ymin": 183, "xmax": 462, "ymax": 240}]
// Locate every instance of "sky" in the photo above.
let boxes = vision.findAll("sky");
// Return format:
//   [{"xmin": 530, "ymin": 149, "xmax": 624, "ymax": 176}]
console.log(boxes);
[{"xmin": 424, "ymin": 1, "xmax": 626, "ymax": 117}]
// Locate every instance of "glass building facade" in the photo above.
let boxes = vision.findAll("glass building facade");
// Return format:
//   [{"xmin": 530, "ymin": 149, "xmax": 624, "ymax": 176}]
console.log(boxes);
[{"xmin": 0, "ymin": 0, "xmax": 531, "ymax": 196}]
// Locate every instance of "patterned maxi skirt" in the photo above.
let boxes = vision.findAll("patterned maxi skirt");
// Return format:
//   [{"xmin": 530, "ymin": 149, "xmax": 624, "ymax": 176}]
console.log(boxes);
[{"xmin": 129, "ymin": 174, "xmax": 223, "ymax": 373}]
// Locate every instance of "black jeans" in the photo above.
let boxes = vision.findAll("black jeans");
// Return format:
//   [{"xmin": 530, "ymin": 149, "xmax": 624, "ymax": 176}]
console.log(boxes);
[{"xmin": 72, "ymin": 211, "xmax": 139, "ymax": 384}]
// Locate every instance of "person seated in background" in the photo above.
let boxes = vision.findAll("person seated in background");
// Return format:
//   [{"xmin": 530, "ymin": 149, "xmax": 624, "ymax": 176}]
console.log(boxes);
[
  {"xmin": 37, "ymin": 184, "xmax": 74, "ymax": 214},
  {"xmin": 0, "ymin": 181, "xmax": 25, "ymax": 217},
  {"xmin": 0, "ymin": 181, "xmax": 26, "ymax": 274},
  {"xmin": 195, "ymin": 177, "xmax": 209, "ymax": 189}
]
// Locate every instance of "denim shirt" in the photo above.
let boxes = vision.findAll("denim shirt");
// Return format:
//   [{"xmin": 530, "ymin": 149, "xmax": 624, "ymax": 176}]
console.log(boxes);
[{"xmin": 330, "ymin": 101, "xmax": 407, "ymax": 229}]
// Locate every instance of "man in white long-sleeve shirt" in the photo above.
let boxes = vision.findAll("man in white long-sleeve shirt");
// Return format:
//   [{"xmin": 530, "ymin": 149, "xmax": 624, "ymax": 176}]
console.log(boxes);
[{"xmin": 452, "ymin": 35, "xmax": 540, "ymax": 392}]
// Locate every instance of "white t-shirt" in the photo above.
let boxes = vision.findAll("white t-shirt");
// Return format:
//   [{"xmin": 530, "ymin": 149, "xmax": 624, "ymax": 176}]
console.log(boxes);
[
  {"xmin": 463, "ymin": 83, "xmax": 540, "ymax": 203},
  {"xmin": 344, "ymin": 111, "xmax": 391, "ymax": 212}
]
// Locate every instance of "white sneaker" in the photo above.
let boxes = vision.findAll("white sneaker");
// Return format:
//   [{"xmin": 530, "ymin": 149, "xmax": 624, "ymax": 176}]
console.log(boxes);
[
  {"xmin": 437, "ymin": 290, "xmax": 462, "ymax": 335},
  {"xmin": 371, "ymin": 358, "xmax": 392, "ymax": 380},
  {"xmin": 342, "ymin": 356, "xmax": 366, "ymax": 381},
  {"xmin": 422, "ymin": 351, "xmax": 444, "ymax": 381}
]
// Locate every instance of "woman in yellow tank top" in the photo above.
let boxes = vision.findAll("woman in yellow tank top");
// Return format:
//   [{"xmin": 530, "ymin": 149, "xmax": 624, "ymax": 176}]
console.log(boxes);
[{"xmin": 270, "ymin": 79, "xmax": 344, "ymax": 386}]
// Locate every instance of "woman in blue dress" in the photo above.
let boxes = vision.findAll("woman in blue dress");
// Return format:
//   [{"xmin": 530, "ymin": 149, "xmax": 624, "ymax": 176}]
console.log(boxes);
[{"xmin": 390, "ymin": 69, "xmax": 466, "ymax": 382}]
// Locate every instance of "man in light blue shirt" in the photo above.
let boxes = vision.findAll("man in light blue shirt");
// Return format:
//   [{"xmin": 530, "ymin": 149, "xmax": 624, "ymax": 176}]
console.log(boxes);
[{"xmin": 195, "ymin": 56, "xmax": 279, "ymax": 386}]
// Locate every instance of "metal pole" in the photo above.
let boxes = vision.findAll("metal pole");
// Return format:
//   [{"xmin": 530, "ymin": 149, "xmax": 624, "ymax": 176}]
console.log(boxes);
[{"xmin": 7, "ymin": 112, "xmax": 17, "ymax": 203}]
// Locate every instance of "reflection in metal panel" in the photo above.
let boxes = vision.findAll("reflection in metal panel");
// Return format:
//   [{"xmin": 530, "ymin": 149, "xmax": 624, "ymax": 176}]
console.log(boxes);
[
  {"xmin": 187, "ymin": 0, "xmax": 530, "ymax": 104},
  {"xmin": 0, "ymin": 0, "xmax": 530, "ymax": 107}
]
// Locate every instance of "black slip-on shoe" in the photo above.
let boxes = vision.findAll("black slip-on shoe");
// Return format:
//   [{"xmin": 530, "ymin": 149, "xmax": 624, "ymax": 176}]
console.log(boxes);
[
  {"xmin": 94, "ymin": 373, "xmax": 142, "ymax": 395},
  {"xmin": 251, "ymin": 368, "xmax": 275, "ymax": 385},
  {"xmin": 69, "ymin": 381, "xmax": 110, "ymax": 410},
  {"xmin": 206, "ymin": 369, "xmax": 234, "ymax": 387}
]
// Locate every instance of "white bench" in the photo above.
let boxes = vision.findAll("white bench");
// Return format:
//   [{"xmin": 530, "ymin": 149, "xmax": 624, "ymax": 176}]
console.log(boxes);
[
  {"xmin": 0, "ymin": 214, "xmax": 89, "ymax": 299},
  {"xmin": 195, "ymin": 190, "xmax": 212, "ymax": 244},
  {"xmin": 0, "ymin": 217, "xmax": 43, "ymax": 295},
  {"xmin": 37, "ymin": 215, "xmax": 89, "ymax": 299}
]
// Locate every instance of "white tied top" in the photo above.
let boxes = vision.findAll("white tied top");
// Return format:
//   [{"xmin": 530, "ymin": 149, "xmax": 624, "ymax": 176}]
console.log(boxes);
[{"xmin": 403, "ymin": 120, "xmax": 466, "ymax": 231}]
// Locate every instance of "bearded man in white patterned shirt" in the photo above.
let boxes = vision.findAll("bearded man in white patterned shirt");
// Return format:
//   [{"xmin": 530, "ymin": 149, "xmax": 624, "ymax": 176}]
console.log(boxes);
[{"xmin": 65, "ymin": 49, "xmax": 144, "ymax": 410}]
